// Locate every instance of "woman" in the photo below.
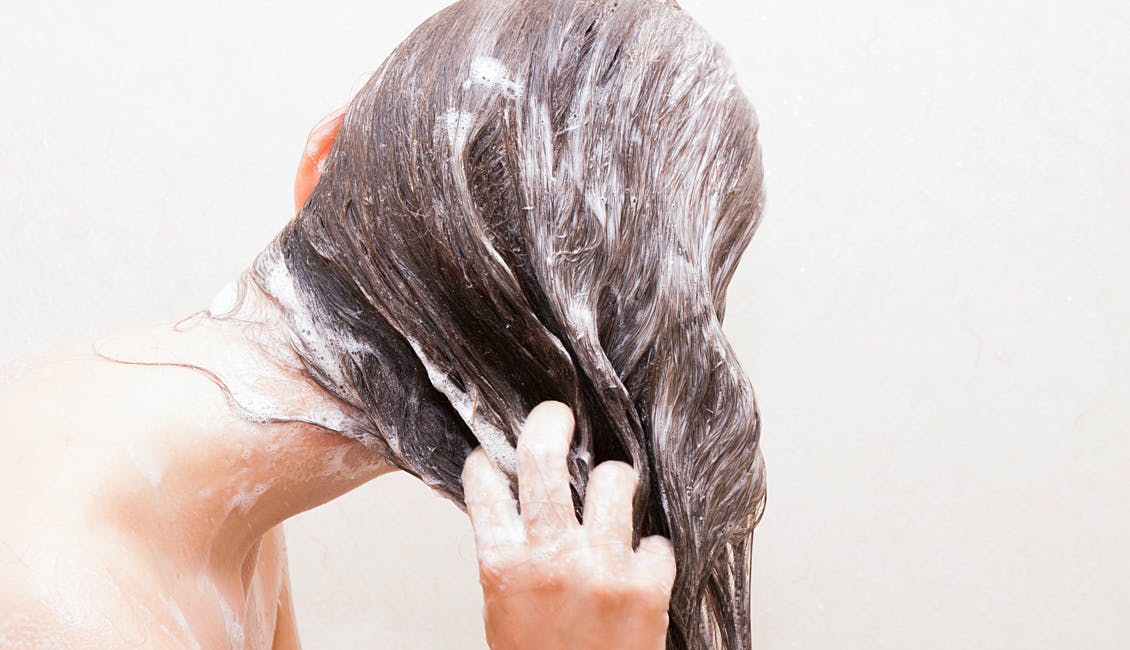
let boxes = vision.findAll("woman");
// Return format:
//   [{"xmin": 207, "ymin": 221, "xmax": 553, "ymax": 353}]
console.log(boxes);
[{"xmin": 0, "ymin": 0, "xmax": 765, "ymax": 647}]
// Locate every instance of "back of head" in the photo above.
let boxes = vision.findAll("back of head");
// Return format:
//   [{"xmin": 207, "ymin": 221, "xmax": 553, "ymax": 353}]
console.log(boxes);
[{"xmin": 254, "ymin": 0, "xmax": 766, "ymax": 646}]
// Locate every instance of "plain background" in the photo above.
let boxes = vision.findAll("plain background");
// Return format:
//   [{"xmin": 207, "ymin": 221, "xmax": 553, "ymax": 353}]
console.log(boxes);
[{"xmin": 2, "ymin": 1, "xmax": 1127, "ymax": 648}]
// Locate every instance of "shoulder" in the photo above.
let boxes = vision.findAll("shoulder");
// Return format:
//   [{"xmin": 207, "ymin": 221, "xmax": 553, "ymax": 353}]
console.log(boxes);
[{"xmin": 0, "ymin": 545, "xmax": 191, "ymax": 649}]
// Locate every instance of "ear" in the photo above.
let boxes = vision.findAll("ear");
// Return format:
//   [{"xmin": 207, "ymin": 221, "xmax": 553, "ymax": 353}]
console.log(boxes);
[{"xmin": 295, "ymin": 104, "xmax": 348, "ymax": 215}]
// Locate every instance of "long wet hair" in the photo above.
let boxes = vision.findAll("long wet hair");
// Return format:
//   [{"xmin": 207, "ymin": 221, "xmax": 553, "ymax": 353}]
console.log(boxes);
[{"xmin": 251, "ymin": 0, "xmax": 766, "ymax": 647}]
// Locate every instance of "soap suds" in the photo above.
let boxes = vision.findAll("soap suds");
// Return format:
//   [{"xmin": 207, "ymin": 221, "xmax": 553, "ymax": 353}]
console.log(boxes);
[
  {"xmin": 197, "ymin": 576, "xmax": 245, "ymax": 650},
  {"xmin": 442, "ymin": 110, "xmax": 477, "ymax": 147},
  {"xmin": 403, "ymin": 334, "xmax": 517, "ymax": 475},
  {"xmin": 466, "ymin": 55, "xmax": 524, "ymax": 98},
  {"xmin": 164, "ymin": 598, "xmax": 201, "ymax": 650},
  {"xmin": 226, "ymin": 481, "xmax": 272, "ymax": 514},
  {"xmin": 209, "ymin": 281, "xmax": 239, "ymax": 318},
  {"xmin": 260, "ymin": 250, "xmax": 347, "ymax": 389},
  {"xmin": 127, "ymin": 441, "xmax": 165, "ymax": 488}
]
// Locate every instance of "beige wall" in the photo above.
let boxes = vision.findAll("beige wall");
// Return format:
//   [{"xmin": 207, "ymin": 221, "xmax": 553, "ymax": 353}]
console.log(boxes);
[{"xmin": 2, "ymin": 1, "xmax": 1127, "ymax": 647}]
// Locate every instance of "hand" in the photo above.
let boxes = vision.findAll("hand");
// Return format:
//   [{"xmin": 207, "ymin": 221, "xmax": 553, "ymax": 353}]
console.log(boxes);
[{"xmin": 462, "ymin": 401, "xmax": 677, "ymax": 650}]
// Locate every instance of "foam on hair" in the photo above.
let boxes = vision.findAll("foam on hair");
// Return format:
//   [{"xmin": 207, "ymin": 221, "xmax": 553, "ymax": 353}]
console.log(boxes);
[{"xmin": 249, "ymin": 0, "xmax": 766, "ymax": 646}]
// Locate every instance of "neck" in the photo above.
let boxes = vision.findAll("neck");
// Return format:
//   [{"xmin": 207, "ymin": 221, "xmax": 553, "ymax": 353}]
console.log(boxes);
[{"xmin": 88, "ymin": 274, "xmax": 392, "ymax": 593}]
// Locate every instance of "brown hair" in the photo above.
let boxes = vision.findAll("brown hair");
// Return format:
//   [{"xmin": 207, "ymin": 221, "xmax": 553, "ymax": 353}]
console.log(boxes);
[{"xmin": 251, "ymin": 0, "xmax": 766, "ymax": 646}]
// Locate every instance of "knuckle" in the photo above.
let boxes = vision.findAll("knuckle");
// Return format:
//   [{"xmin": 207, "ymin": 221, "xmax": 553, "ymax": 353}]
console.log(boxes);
[
  {"xmin": 584, "ymin": 574, "xmax": 667, "ymax": 609},
  {"xmin": 520, "ymin": 498, "xmax": 560, "ymax": 524},
  {"xmin": 589, "ymin": 577, "xmax": 622, "ymax": 604},
  {"xmin": 624, "ymin": 578, "xmax": 673, "ymax": 612},
  {"xmin": 477, "ymin": 549, "xmax": 510, "ymax": 575},
  {"xmin": 525, "ymin": 564, "xmax": 568, "ymax": 593},
  {"xmin": 518, "ymin": 435, "xmax": 567, "ymax": 464},
  {"xmin": 477, "ymin": 564, "xmax": 508, "ymax": 591},
  {"xmin": 632, "ymin": 572, "xmax": 675, "ymax": 603},
  {"xmin": 477, "ymin": 551, "xmax": 522, "ymax": 588},
  {"xmin": 639, "ymin": 582, "xmax": 674, "ymax": 609},
  {"xmin": 637, "ymin": 535, "xmax": 675, "ymax": 559},
  {"xmin": 477, "ymin": 564, "xmax": 505, "ymax": 590}
]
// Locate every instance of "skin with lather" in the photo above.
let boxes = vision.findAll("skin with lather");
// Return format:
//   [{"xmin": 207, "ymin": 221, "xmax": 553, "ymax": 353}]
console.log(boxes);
[{"xmin": 0, "ymin": 107, "xmax": 675, "ymax": 649}]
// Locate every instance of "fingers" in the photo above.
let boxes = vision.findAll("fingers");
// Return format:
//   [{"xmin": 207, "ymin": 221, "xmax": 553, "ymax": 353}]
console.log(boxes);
[
  {"xmin": 635, "ymin": 535, "xmax": 677, "ymax": 592},
  {"xmin": 462, "ymin": 448, "xmax": 524, "ymax": 552},
  {"xmin": 582, "ymin": 461, "xmax": 637, "ymax": 549},
  {"xmin": 516, "ymin": 401, "xmax": 579, "ymax": 546}
]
